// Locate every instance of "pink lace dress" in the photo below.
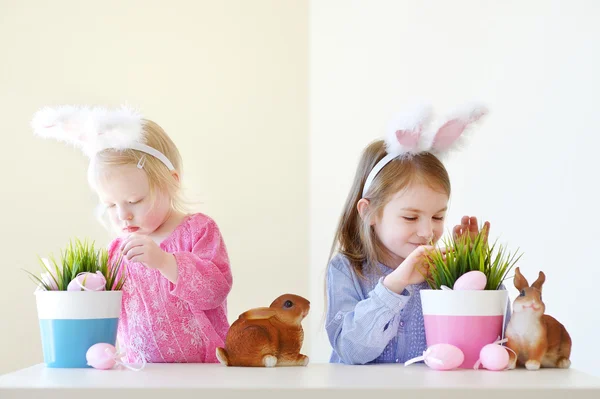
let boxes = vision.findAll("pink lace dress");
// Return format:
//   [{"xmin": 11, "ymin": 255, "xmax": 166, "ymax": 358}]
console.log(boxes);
[{"xmin": 108, "ymin": 213, "xmax": 232, "ymax": 363}]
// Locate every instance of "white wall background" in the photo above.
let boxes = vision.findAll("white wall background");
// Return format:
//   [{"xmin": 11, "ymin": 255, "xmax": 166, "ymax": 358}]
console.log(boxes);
[
  {"xmin": 2, "ymin": 0, "xmax": 599, "ymax": 377},
  {"xmin": 0, "ymin": 0, "xmax": 308, "ymax": 374},
  {"xmin": 308, "ymin": 0, "xmax": 600, "ymax": 376}
]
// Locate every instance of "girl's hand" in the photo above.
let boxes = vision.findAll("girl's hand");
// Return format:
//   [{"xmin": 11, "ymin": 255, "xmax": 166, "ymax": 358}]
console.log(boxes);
[
  {"xmin": 453, "ymin": 216, "xmax": 490, "ymax": 243},
  {"xmin": 121, "ymin": 234, "xmax": 170, "ymax": 270},
  {"xmin": 383, "ymin": 245, "xmax": 443, "ymax": 294},
  {"xmin": 121, "ymin": 234, "xmax": 179, "ymax": 283}
]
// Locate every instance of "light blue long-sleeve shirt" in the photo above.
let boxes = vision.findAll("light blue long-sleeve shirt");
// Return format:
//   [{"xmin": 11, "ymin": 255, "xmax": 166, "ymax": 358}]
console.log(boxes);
[{"xmin": 325, "ymin": 253, "xmax": 511, "ymax": 365}]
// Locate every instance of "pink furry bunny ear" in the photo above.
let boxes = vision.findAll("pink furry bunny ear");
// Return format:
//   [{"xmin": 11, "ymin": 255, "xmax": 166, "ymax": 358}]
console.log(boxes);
[
  {"xmin": 385, "ymin": 104, "xmax": 433, "ymax": 156},
  {"xmin": 430, "ymin": 103, "xmax": 488, "ymax": 154}
]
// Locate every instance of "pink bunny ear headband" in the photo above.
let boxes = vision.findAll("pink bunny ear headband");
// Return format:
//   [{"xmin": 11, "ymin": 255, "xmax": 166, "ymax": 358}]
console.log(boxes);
[
  {"xmin": 31, "ymin": 105, "xmax": 175, "ymax": 171},
  {"xmin": 362, "ymin": 103, "xmax": 488, "ymax": 197}
]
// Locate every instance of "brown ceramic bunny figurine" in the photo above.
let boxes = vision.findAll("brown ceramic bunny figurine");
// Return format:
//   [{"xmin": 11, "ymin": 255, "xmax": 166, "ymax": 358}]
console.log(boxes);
[
  {"xmin": 216, "ymin": 294, "xmax": 310, "ymax": 367},
  {"xmin": 505, "ymin": 267, "xmax": 571, "ymax": 370}
]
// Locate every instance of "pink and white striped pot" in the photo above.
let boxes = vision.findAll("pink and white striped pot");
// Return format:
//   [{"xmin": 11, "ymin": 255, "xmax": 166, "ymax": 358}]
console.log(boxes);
[{"xmin": 420, "ymin": 289, "xmax": 508, "ymax": 368}]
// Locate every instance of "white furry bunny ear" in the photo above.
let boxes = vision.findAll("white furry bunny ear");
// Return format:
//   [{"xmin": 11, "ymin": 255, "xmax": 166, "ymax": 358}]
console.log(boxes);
[
  {"xmin": 429, "ymin": 103, "xmax": 488, "ymax": 155},
  {"xmin": 31, "ymin": 105, "xmax": 93, "ymax": 154},
  {"xmin": 31, "ymin": 105, "xmax": 144, "ymax": 157},
  {"xmin": 32, "ymin": 104, "xmax": 176, "ymax": 170},
  {"xmin": 385, "ymin": 104, "xmax": 433, "ymax": 156}
]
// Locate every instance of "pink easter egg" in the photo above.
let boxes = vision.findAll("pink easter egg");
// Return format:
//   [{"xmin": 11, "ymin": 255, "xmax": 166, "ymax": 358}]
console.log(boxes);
[
  {"xmin": 67, "ymin": 272, "xmax": 106, "ymax": 291},
  {"xmin": 480, "ymin": 344, "xmax": 509, "ymax": 371},
  {"xmin": 424, "ymin": 343, "xmax": 465, "ymax": 370},
  {"xmin": 86, "ymin": 343, "xmax": 118, "ymax": 370},
  {"xmin": 453, "ymin": 270, "xmax": 487, "ymax": 290}
]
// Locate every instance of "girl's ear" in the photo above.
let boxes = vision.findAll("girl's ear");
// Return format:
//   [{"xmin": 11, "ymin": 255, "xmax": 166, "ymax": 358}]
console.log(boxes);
[
  {"xmin": 171, "ymin": 170, "xmax": 180, "ymax": 183},
  {"xmin": 357, "ymin": 198, "xmax": 375, "ymax": 226}
]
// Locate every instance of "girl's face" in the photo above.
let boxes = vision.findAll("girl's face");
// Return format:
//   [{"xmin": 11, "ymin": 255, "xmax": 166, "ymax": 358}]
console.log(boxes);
[
  {"xmin": 94, "ymin": 164, "xmax": 172, "ymax": 237},
  {"xmin": 371, "ymin": 182, "xmax": 449, "ymax": 267}
]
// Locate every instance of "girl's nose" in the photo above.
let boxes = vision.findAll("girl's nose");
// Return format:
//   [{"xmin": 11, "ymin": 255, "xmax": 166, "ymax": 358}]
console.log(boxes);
[
  {"xmin": 118, "ymin": 208, "xmax": 133, "ymax": 221},
  {"xmin": 417, "ymin": 222, "xmax": 434, "ymax": 241}
]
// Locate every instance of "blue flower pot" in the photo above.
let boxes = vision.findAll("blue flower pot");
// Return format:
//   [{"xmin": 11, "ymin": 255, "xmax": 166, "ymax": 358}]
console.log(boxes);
[{"xmin": 35, "ymin": 291, "xmax": 122, "ymax": 368}]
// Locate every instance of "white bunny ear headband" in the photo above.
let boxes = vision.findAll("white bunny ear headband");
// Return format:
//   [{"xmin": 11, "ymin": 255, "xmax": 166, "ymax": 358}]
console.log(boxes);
[
  {"xmin": 361, "ymin": 103, "xmax": 488, "ymax": 197},
  {"xmin": 31, "ymin": 105, "xmax": 175, "ymax": 171}
]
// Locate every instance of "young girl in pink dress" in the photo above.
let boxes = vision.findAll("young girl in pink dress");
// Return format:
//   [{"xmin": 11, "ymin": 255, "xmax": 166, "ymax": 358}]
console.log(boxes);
[{"xmin": 32, "ymin": 106, "xmax": 233, "ymax": 363}]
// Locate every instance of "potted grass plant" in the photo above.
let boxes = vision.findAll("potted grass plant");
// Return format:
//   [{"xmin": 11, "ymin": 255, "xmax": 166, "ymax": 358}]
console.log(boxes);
[
  {"xmin": 26, "ymin": 239, "xmax": 125, "ymax": 368},
  {"xmin": 419, "ymin": 226, "xmax": 522, "ymax": 368}
]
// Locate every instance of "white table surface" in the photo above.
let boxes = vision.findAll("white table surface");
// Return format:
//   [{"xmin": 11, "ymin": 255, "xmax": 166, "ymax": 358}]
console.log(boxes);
[{"xmin": 1, "ymin": 363, "xmax": 599, "ymax": 399}]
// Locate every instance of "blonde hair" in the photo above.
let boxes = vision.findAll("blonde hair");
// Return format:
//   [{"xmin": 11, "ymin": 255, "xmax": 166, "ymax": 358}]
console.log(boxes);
[
  {"xmin": 329, "ymin": 140, "xmax": 451, "ymax": 279},
  {"xmin": 88, "ymin": 119, "xmax": 189, "ymax": 224}
]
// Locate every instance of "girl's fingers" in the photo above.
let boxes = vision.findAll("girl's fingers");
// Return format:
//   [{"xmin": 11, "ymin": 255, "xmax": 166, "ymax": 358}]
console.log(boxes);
[
  {"xmin": 124, "ymin": 247, "xmax": 144, "ymax": 260},
  {"xmin": 482, "ymin": 221, "xmax": 491, "ymax": 241},
  {"xmin": 128, "ymin": 253, "xmax": 144, "ymax": 262},
  {"xmin": 469, "ymin": 216, "xmax": 478, "ymax": 234},
  {"xmin": 417, "ymin": 263, "xmax": 430, "ymax": 276},
  {"xmin": 453, "ymin": 225, "xmax": 461, "ymax": 238},
  {"xmin": 420, "ymin": 245, "xmax": 435, "ymax": 254},
  {"xmin": 438, "ymin": 246, "xmax": 451, "ymax": 254},
  {"xmin": 120, "ymin": 234, "xmax": 137, "ymax": 249},
  {"xmin": 121, "ymin": 239, "xmax": 145, "ymax": 255}
]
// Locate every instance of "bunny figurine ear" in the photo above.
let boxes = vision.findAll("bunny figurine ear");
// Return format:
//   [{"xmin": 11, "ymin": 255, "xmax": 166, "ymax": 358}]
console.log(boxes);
[
  {"xmin": 385, "ymin": 104, "xmax": 433, "ymax": 156},
  {"xmin": 240, "ymin": 308, "xmax": 277, "ymax": 320},
  {"xmin": 430, "ymin": 103, "xmax": 488, "ymax": 155}
]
